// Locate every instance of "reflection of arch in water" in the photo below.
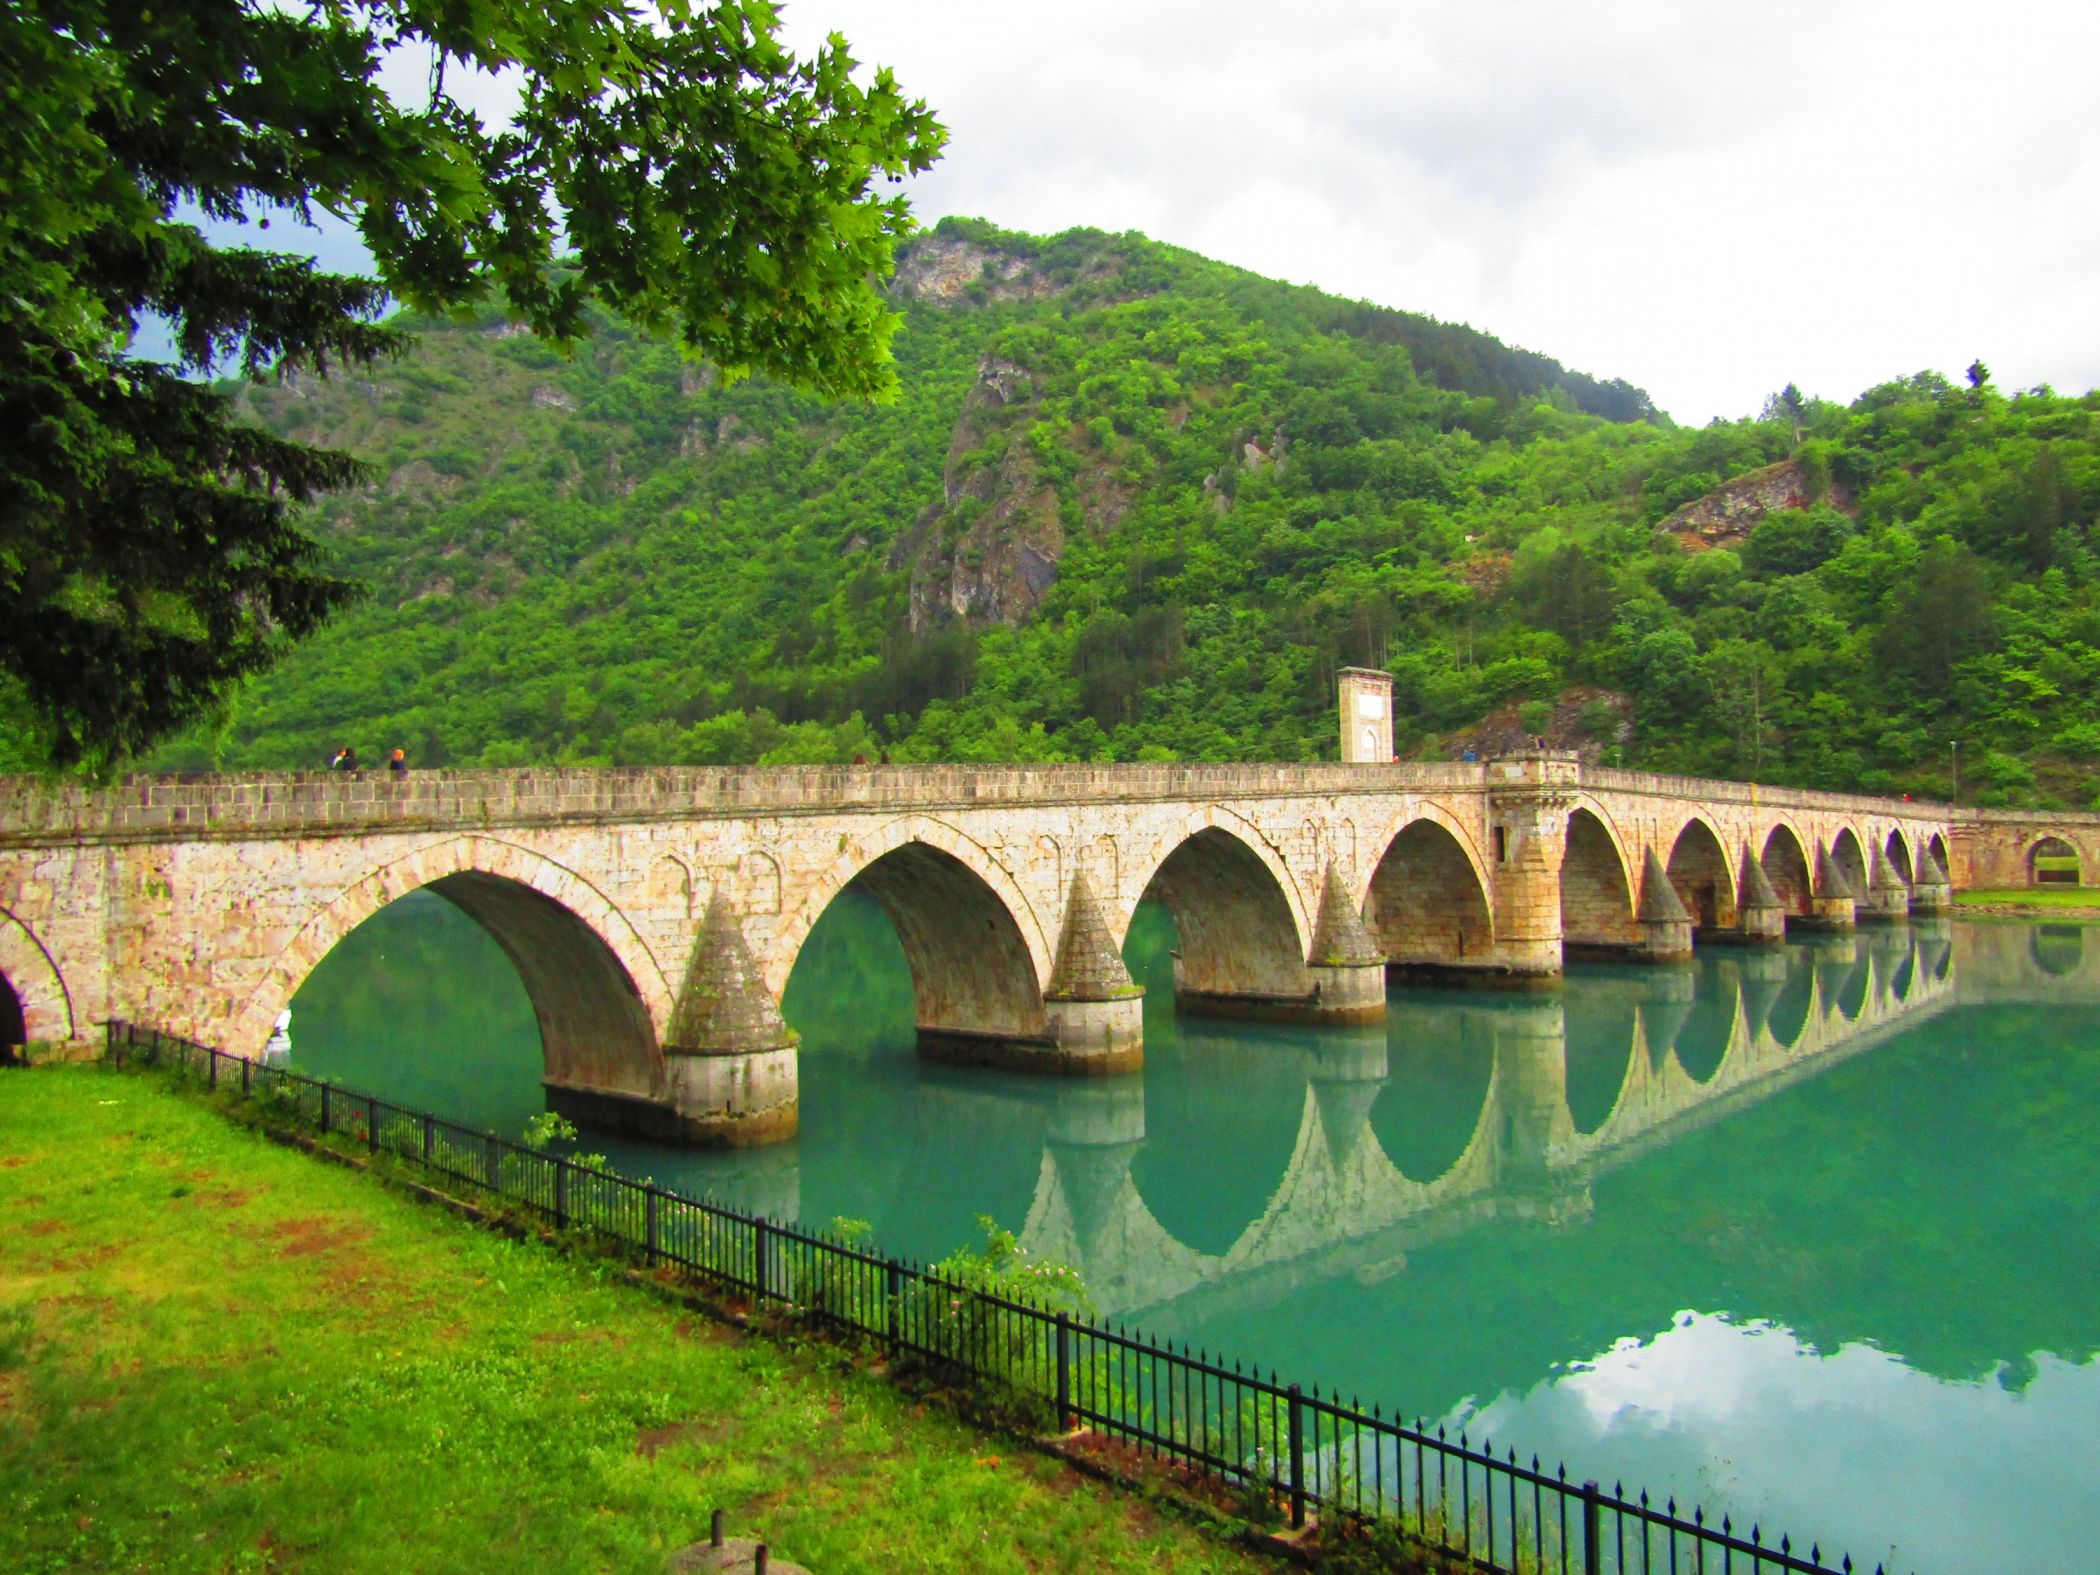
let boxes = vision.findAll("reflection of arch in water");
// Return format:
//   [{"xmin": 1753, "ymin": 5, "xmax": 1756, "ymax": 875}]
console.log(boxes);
[
  {"xmin": 1562, "ymin": 983, "xmax": 1640, "ymax": 1133},
  {"xmin": 2031, "ymin": 924, "xmax": 2085, "ymax": 977},
  {"xmin": 1827, "ymin": 945, "xmax": 1870, "ymax": 1022},
  {"xmin": 1765, "ymin": 951, "xmax": 1816, "ymax": 1049},
  {"xmin": 1365, "ymin": 815, "xmax": 1495, "ymax": 970},
  {"xmin": 1560, "ymin": 806, "xmax": 1639, "ymax": 956},
  {"xmin": 1666, "ymin": 816, "xmax": 1738, "ymax": 932},
  {"xmin": 1889, "ymin": 940, "xmax": 1917, "ymax": 1002},
  {"xmin": 1669, "ymin": 954, "xmax": 1741, "ymax": 1082},
  {"xmin": 1373, "ymin": 1001, "xmax": 1499, "ymax": 1183},
  {"xmin": 1129, "ymin": 1023, "xmax": 1306, "ymax": 1255},
  {"xmin": 1761, "ymin": 824, "xmax": 1815, "ymax": 918},
  {"xmin": 2026, "ymin": 835, "xmax": 2083, "ymax": 888}
]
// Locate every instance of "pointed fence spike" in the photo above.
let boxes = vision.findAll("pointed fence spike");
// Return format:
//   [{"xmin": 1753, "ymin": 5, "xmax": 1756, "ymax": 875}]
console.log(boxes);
[
  {"xmin": 1531, "ymin": 1455, "xmax": 1540, "ymax": 1472},
  {"xmin": 1722, "ymin": 1515, "xmax": 1731, "ymax": 1535},
  {"xmin": 1750, "ymin": 1524, "xmax": 1761, "ymax": 1547},
  {"xmin": 1780, "ymin": 1535, "xmax": 1790, "ymax": 1555},
  {"xmin": 1694, "ymin": 1506, "xmax": 1705, "ymax": 1528}
]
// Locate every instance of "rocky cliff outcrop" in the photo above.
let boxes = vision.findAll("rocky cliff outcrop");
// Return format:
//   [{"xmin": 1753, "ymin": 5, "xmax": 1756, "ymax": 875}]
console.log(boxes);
[
  {"xmin": 891, "ymin": 356, "xmax": 1067, "ymax": 630},
  {"xmin": 1661, "ymin": 459, "xmax": 1854, "ymax": 551}
]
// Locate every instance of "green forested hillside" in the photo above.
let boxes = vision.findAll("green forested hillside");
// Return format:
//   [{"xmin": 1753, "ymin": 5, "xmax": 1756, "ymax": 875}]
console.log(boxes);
[{"xmin": 113, "ymin": 219, "xmax": 2100, "ymax": 806}]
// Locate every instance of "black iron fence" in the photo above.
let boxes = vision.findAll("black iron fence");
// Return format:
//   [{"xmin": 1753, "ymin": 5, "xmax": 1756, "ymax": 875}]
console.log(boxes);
[{"xmin": 103, "ymin": 1020, "xmax": 1898, "ymax": 1575}]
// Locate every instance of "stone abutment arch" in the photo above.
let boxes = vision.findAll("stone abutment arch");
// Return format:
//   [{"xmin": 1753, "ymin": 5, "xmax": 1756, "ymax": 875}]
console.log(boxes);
[
  {"xmin": 1666, "ymin": 818, "xmax": 1737, "ymax": 934},
  {"xmin": 1762, "ymin": 825, "xmax": 1815, "ymax": 918},
  {"xmin": 1138, "ymin": 827, "xmax": 1314, "ymax": 1021},
  {"xmin": 0, "ymin": 907, "xmax": 74, "ymax": 1046},
  {"xmin": 1366, "ymin": 818, "xmax": 1496, "ymax": 977},
  {"xmin": 230, "ymin": 838, "xmax": 688, "ymax": 1139},
  {"xmin": 1560, "ymin": 806, "xmax": 1638, "ymax": 957},
  {"xmin": 840, "ymin": 841, "xmax": 1050, "ymax": 1060}
]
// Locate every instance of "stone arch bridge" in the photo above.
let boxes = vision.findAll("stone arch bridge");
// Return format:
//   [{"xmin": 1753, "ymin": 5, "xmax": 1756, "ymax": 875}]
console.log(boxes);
[{"xmin": 0, "ymin": 752, "xmax": 1954, "ymax": 1146}]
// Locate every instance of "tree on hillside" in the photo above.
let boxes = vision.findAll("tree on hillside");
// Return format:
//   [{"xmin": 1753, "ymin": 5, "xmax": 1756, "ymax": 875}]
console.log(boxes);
[{"xmin": 1, "ymin": 0, "xmax": 943, "ymax": 771}]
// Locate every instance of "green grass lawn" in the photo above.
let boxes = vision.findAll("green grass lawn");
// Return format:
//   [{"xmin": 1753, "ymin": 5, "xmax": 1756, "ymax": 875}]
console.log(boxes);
[
  {"xmin": 1956, "ymin": 886, "xmax": 2100, "ymax": 909},
  {"xmin": 0, "ymin": 1065, "xmax": 1271, "ymax": 1575}
]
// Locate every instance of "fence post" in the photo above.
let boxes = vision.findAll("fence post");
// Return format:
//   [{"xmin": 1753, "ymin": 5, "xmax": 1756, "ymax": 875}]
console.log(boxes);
[
  {"xmin": 365, "ymin": 1095, "xmax": 378, "ymax": 1154},
  {"xmin": 553, "ymin": 1160, "xmax": 568, "ymax": 1231},
  {"xmin": 1287, "ymin": 1383, "xmax": 1306, "ymax": 1529},
  {"xmin": 486, "ymin": 1133, "xmax": 501, "ymax": 1190},
  {"xmin": 645, "ymin": 1189, "xmax": 659, "ymax": 1266},
  {"xmin": 320, "ymin": 1083, "xmax": 331, "ymax": 1134},
  {"xmin": 421, "ymin": 1113, "xmax": 433, "ymax": 1165},
  {"xmin": 1056, "ymin": 1312, "xmax": 1072, "ymax": 1430},
  {"xmin": 1582, "ymin": 1480, "xmax": 1602, "ymax": 1575},
  {"xmin": 208, "ymin": 1049, "xmax": 218, "ymax": 1091},
  {"xmin": 753, "ymin": 1217, "xmax": 770, "ymax": 1302},
  {"xmin": 241, "ymin": 1055, "xmax": 251, "ymax": 1096}
]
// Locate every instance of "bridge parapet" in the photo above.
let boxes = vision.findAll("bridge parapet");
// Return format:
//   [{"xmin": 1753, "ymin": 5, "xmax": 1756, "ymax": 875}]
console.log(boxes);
[{"xmin": 0, "ymin": 760, "xmax": 1954, "ymax": 846}]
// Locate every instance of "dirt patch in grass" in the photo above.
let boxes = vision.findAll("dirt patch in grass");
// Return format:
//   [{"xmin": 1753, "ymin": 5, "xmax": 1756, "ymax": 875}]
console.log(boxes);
[
  {"xmin": 173, "ymin": 1187, "xmax": 262, "ymax": 1211},
  {"xmin": 0, "ymin": 1376, "xmax": 37, "ymax": 1441},
  {"xmin": 1060, "ymin": 1430, "xmax": 1242, "ymax": 1524},
  {"xmin": 22, "ymin": 1220, "xmax": 66, "ymax": 1238},
  {"xmin": 0, "ymin": 1155, "xmax": 37, "ymax": 1169},
  {"xmin": 634, "ymin": 1418, "xmax": 729, "ymax": 1459},
  {"xmin": 272, "ymin": 1217, "xmax": 371, "ymax": 1259},
  {"xmin": 48, "ymin": 1244, "xmax": 125, "ymax": 1273}
]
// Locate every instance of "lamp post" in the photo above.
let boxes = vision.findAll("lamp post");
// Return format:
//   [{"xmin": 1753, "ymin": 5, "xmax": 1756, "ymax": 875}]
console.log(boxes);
[{"xmin": 1950, "ymin": 738, "xmax": 1960, "ymax": 806}]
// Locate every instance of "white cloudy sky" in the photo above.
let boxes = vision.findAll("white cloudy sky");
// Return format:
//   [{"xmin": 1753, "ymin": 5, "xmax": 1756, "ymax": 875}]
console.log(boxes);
[{"xmin": 774, "ymin": 0, "xmax": 2100, "ymax": 424}]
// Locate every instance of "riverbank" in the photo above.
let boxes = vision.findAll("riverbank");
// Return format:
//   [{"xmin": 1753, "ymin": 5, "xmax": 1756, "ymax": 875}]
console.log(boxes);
[
  {"xmin": 0, "ymin": 1064, "xmax": 1273, "ymax": 1575},
  {"xmin": 1954, "ymin": 888, "xmax": 2100, "ymax": 918}
]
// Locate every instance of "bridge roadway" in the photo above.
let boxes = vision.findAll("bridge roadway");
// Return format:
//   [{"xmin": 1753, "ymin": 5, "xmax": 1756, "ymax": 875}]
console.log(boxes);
[{"xmin": 0, "ymin": 750, "xmax": 1967, "ymax": 1146}]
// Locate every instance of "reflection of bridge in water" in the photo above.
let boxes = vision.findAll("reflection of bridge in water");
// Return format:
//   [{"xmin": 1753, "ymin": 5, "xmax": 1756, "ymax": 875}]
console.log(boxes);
[{"xmin": 987, "ymin": 921, "xmax": 1999, "ymax": 1320}]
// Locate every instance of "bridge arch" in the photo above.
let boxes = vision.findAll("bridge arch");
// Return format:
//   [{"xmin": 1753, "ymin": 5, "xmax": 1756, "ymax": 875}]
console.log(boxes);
[
  {"xmin": 774, "ymin": 815, "xmax": 1053, "ymax": 1039},
  {"xmin": 1883, "ymin": 828, "xmax": 1915, "ymax": 884},
  {"xmin": 234, "ymin": 835, "xmax": 667, "ymax": 1099},
  {"xmin": 1363, "ymin": 809, "xmax": 1495, "ymax": 968},
  {"xmin": 2023, "ymin": 833, "xmax": 2084, "ymax": 887},
  {"xmin": 0, "ymin": 906, "xmax": 74, "ymax": 1044},
  {"xmin": 1560, "ymin": 802, "xmax": 1638, "ymax": 954},
  {"xmin": 1760, "ymin": 822, "xmax": 1815, "ymax": 917},
  {"xmin": 1665, "ymin": 815, "xmax": 1737, "ymax": 931},
  {"xmin": 1926, "ymin": 831, "xmax": 1951, "ymax": 879},
  {"xmin": 1134, "ymin": 818, "xmax": 1310, "ymax": 1001},
  {"xmin": 1828, "ymin": 826, "xmax": 1869, "ymax": 896}
]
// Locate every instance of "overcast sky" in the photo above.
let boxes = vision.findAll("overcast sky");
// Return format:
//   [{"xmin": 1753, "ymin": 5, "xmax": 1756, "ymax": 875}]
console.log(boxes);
[{"xmin": 776, "ymin": 0, "xmax": 2100, "ymax": 424}]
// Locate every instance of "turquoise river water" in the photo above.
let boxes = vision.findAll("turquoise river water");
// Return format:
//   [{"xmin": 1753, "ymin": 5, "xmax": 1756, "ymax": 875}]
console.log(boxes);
[{"xmin": 289, "ymin": 895, "xmax": 2100, "ymax": 1574}]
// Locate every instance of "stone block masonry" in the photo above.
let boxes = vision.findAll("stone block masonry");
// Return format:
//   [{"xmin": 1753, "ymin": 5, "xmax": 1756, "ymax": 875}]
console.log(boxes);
[{"xmin": 0, "ymin": 715, "xmax": 1956, "ymax": 1148}]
